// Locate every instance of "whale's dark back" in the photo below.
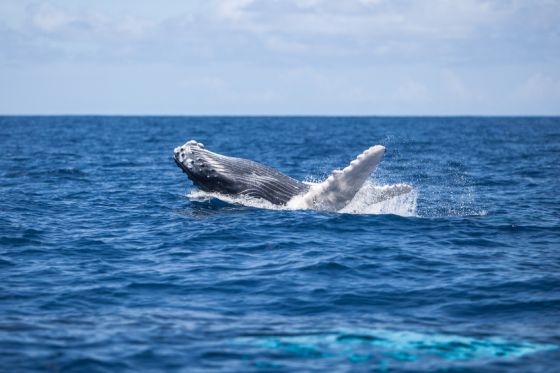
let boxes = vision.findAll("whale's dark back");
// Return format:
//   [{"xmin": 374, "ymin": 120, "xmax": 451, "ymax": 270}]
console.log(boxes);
[{"xmin": 174, "ymin": 141, "xmax": 309, "ymax": 205}]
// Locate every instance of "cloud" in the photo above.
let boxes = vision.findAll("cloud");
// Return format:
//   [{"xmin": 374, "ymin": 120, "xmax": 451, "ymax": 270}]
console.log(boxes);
[
  {"xmin": 29, "ymin": 3, "xmax": 76, "ymax": 32},
  {"xmin": 27, "ymin": 3, "xmax": 155, "ymax": 39},
  {"xmin": 393, "ymin": 78, "xmax": 431, "ymax": 103},
  {"xmin": 215, "ymin": 0, "xmax": 256, "ymax": 20},
  {"xmin": 514, "ymin": 73, "xmax": 560, "ymax": 100},
  {"xmin": 0, "ymin": 0, "xmax": 556, "ymax": 67},
  {"xmin": 1, "ymin": 1, "xmax": 559, "ymax": 114}
]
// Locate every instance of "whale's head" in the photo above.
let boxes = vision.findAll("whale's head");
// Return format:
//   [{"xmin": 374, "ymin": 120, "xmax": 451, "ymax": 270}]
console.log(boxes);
[
  {"xmin": 173, "ymin": 140, "xmax": 237, "ymax": 193},
  {"xmin": 173, "ymin": 139, "xmax": 309, "ymax": 204}
]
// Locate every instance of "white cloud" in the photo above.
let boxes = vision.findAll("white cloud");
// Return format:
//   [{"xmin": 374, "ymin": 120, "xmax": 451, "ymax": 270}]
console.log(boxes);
[
  {"xmin": 29, "ymin": 3, "xmax": 77, "ymax": 32},
  {"xmin": 293, "ymin": 0, "xmax": 322, "ymax": 9},
  {"xmin": 215, "ymin": 0, "xmax": 256, "ymax": 20},
  {"xmin": 1, "ymin": 0, "xmax": 560, "ymax": 114},
  {"xmin": 393, "ymin": 78, "xmax": 431, "ymax": 103},
  {"xmin": 26, "ymin": 2, "xmax": 157, "ymax": 40},
  {"xmin": 514, "ymin": 73, "xmax": 560, "ymax": 99},
  {"xmin": 442, "ymin": 70, "xmax": 470, "ymax": 99},
  {"xmin": 0, "ymin": 0, "xmax": 554, "ymax": 67},
  {"xmin": 115, "ymin": 15, "xmax": 156, "ymax": 37}
]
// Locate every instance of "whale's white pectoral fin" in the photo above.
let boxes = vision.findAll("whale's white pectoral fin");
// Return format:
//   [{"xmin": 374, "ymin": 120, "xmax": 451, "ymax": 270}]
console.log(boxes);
[{"xmin": 288, "ymin": 145, "xmax": 386, "ymax": 211}]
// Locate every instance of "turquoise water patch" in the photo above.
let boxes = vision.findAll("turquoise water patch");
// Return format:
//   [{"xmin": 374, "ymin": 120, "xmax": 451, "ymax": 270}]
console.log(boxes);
[{"xmin": 234, "ymin": 329, "xmax": 557, "ymax": 367}]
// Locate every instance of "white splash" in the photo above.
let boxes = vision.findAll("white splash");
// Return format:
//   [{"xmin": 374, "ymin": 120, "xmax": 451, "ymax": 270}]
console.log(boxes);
[
  {"xmin": 340, "ymin": 182, "xmax": 417, "ymax": 216},
  {"xmin": 288, "ymin": 145, "xmax": 386, "ymax": 212},
  {"xmin": 187, "ymin": 181, "xmax": 417, "ymax": 217}
]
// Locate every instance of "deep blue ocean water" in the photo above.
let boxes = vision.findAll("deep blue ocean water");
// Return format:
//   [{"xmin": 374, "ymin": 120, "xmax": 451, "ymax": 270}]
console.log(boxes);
[{"xmin": 1, "ymin": 116, "xmax": 559, "ymax": 372}]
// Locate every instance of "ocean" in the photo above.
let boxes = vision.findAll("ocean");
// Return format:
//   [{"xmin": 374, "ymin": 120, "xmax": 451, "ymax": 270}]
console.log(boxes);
[{"xmin": 1, "ymin": 116, "xmax": 559, "ymax": 372}]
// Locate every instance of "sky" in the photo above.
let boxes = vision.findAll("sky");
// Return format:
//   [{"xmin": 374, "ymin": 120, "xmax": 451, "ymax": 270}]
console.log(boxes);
[{"xmin": 1, "ymin": 0, "xmax": 559, "ymax": 115}]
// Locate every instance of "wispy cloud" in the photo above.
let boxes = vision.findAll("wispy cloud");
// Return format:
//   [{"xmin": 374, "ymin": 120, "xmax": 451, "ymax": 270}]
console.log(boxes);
[
  {"xmin": 514, "ymin": 73, "xmax": 560, "ymax": 100},
  {"xmin": 0, "ymin": 1, "xmax": 559, "ymax": 114},
  {"xmin": 1, "ymin": 0, "xmax": 555, "ymax": 65}
]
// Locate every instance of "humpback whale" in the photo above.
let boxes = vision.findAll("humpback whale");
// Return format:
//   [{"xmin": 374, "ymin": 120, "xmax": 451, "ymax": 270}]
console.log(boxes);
[{"xmin": 173, "ymin": 140, "xmax": 409, "ymax": 211}]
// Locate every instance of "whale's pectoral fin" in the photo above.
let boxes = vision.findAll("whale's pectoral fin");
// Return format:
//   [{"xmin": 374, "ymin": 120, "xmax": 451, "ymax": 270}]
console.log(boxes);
[{"xmin": 288, "ymin": 145, "xmax": 386, "ymax": 211}]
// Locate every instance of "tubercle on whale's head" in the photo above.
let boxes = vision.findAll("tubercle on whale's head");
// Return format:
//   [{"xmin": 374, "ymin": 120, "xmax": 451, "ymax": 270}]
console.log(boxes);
[
  {"xmin": 173, "ymin": 139, "xmax": 238, "ymax": 194},
  {"xmin": 173, "ymin": 139, "xmax": 205, "ymax": 163},
  {"xmin": 173, "ymin": 140, "xmax": 216, "ymax": 190}
]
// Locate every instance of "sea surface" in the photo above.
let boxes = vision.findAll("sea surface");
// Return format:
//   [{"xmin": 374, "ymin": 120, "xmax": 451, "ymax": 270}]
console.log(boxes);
[{"xmin": 1, "ymin": 116, "xmax": 559, "ymax": 372}]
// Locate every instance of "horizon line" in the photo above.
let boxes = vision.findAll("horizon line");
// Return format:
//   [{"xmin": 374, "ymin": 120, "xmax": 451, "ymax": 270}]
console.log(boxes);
[{"xmin": 1, "ymin": 114, "xmax": 559, "ymax": 118}]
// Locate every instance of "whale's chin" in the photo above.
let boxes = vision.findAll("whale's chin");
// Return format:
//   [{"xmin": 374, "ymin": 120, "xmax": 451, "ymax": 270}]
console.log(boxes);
[{"xmin": 173, "ymin": 155, "xmax": 211, "ymax": 192}]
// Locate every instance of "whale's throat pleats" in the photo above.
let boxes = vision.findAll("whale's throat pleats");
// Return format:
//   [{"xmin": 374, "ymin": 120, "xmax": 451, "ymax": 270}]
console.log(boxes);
[{"xmin": 198, "ymin": 151, "xmax": 310, "ymax": 206}]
